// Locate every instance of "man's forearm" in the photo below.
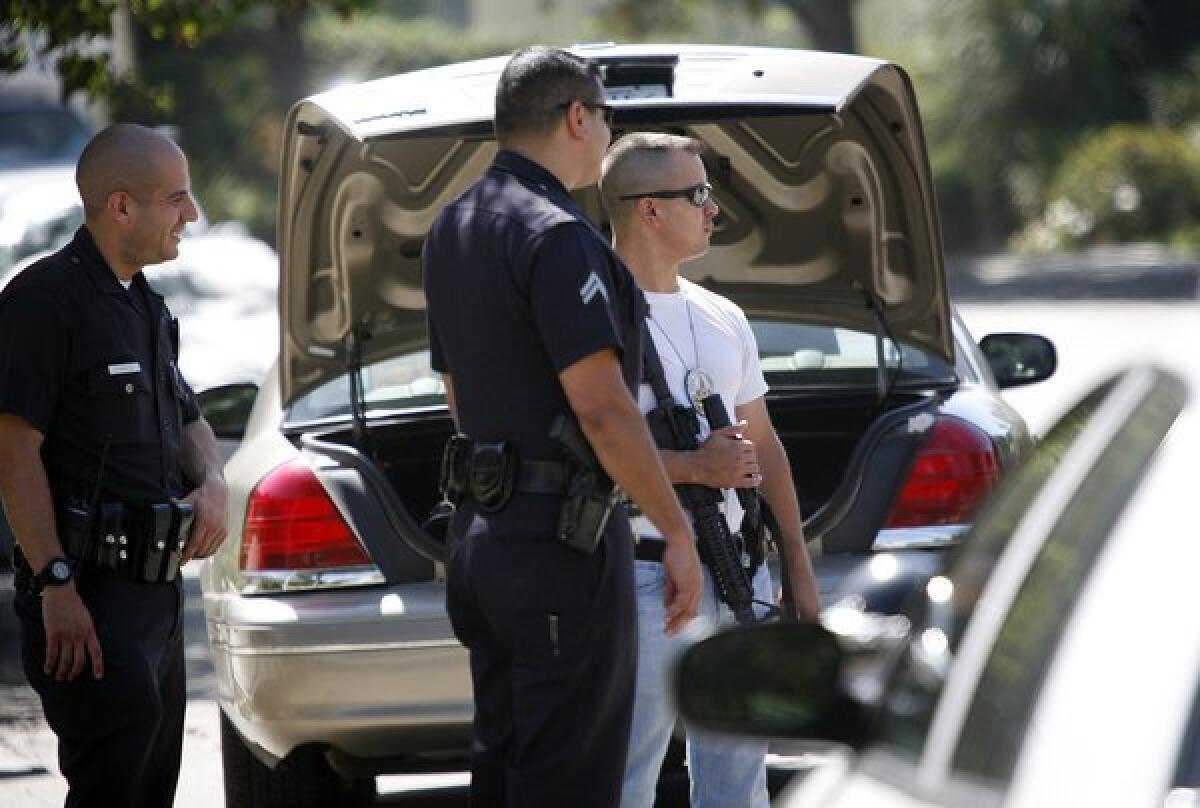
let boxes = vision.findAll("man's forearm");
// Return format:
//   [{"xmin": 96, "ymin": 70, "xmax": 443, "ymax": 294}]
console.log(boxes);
[
  {"xmin": 0, "ymin": 424, "xmax": 63, "ymax": 571},
  {"xmin": 182, "ymin": 418, "xmax": 224, "ymax": 486},
  {"xmin": 757, "ymin": 432, "xmax": 805, "ymax": 546},
  {"xmin": 757, "ymin": 429, "xmax": 820, "ymax": 617},
  {"xmin": 577, "ymin": 398, "xmax": 693, "ymax": 545},
  {"xmin": 659, "ymin": 449, "xmax": 698, "ymax": 485}
]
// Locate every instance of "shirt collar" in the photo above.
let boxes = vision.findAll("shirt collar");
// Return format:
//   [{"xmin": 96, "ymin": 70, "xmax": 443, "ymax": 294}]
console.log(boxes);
[
  {"xmin": 69, "ymin": 226, "xmax": 158, "ymax": 302},
  {"xmin": 492, "ymin": 150, "xmax": 572, "ymax": 200}
]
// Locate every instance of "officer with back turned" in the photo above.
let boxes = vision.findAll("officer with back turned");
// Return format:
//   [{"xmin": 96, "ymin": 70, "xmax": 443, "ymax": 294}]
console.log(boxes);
[
  {"xmin": 422, "ymin": 46, "xmax": 703, "ymax": 807},
  {"xmin": 0, "ymin": 123, "xmax": 229, "ymax": 807}
]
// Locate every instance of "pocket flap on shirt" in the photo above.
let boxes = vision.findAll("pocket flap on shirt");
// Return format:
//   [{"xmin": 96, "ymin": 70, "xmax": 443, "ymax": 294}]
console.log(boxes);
[{"xmin": 89, "ymin": 363, "xmax": 150, "ymax": 396}]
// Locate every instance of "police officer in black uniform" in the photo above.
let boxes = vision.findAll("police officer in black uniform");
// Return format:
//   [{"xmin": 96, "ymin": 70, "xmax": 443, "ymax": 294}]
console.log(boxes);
[
  {"xmin": 0, "ymin": 123, "xmax": 229, "ymax": 808},
  {"xmin": 422, "ymin": 47, "xmax": 704, "ymax": 807}
]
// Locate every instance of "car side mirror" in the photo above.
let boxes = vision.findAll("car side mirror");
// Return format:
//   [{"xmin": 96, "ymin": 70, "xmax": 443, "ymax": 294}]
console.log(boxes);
[
  {"xmin": 196, "ymin": 382, "xmax": 259, "ymax": 441},
  {"xmin": 674, "ymin": 622, "xmax": 867, "ymax": 747},
  {"xmin": 979, "ymin": 333, "xmax": 1057, "ymax": 389}
]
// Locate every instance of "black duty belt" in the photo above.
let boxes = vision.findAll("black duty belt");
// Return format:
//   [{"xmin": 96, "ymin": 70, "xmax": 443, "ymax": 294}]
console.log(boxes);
[
  {"xmin": 58, "ymin": 500, "xmax": 195, "ymax": 584},
  {"xmin": 440, "ymin": 432, "xmax": 573, "ymax": 512},
  {"xmin": 635, "ymin": 537, "xmax": 668, "ymax": 563},
  {"xmin": 634, "ymin": 532, "xmax": 763, "ymax": 570},
  {"xmin": 514, "ymin": 459, "xmax": 571, "ymax": 496},
  {"xmin": 436, "ymin": 428, "xmax": 618, "ymax": 556}
]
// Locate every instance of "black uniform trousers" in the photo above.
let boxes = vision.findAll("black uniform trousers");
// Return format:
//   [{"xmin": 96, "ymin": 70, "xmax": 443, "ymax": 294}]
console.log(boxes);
[
  {"xmin": 446, "ymin": 501, "xmax": 637, "ymax": 807},
  {"xmin": 15, "ymin": 567, "xmax": 186, "ymax": 808}
]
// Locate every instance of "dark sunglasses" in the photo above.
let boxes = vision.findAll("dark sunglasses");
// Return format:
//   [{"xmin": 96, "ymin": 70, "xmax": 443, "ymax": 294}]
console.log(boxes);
[
  {"xmin": 619, "ymin": 181, "xmax": 713, "ymax": 208},
  {"xmin": 556, "ymin": 100, "xmax": 616, "ymax": 127}
]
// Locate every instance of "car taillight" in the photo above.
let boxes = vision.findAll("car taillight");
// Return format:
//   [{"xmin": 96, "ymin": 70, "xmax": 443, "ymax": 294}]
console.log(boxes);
[
  {"xmin": 240, "ymin": 459, "xmax": 373, "ymax": 572},
  {"xmin": 884, "ymin": 416, "xmax": 1002, "ymax": 528}
]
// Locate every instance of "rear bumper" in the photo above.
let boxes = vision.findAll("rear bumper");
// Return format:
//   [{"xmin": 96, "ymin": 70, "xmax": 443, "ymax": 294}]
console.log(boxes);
[{"xmin": 204, "ymin": 581, "xmax": 472, "ymax": 765}]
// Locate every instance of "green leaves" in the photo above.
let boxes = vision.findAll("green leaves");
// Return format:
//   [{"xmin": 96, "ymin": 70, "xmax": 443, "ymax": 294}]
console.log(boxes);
[{"xmin": 0, "ymin": 0, "xmax": 376, "ymax": 102}]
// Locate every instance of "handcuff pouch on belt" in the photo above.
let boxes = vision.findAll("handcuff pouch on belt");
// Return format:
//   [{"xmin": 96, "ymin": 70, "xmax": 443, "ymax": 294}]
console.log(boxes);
[
  {"xmin": 468, "ymin": 440, "xmax": 518, "ymax": 513},
  {"xmin": 433, "ymin": 434, "xmax": 518, "ymax": 514}
]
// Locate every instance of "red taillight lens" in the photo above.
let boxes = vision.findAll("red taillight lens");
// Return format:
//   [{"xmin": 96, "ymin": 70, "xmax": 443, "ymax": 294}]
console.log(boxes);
[
  {"xmin": 884, "ymin": 417, "xmax": 1002, "ymax": 528},
  {"xmin": 240, "ymin": 459, "xmax": 373, "ymax": 571}
]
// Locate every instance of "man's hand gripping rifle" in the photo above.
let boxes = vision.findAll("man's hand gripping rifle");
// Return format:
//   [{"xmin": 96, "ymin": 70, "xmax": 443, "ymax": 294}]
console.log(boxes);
[{"xmin": 642, "ymin": 331, "xmax": 765, "ymax": 625}]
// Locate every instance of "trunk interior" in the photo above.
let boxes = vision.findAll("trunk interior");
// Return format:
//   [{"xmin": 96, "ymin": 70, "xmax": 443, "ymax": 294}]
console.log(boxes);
[{"xmin": 307, "ymin": 387, "xmax": 938, "ymax": 572}]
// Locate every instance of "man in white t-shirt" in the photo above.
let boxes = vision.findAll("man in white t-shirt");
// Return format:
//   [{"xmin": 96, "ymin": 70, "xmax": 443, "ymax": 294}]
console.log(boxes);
[{"xmin": 600, "ymin": 132, "xmax": 821, "ymax": 808}]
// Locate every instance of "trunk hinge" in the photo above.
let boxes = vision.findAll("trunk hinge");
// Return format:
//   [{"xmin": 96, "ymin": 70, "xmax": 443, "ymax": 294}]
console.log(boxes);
[
  {"xmin": 860, "ymin": 286, "xmax": 895, "ymax": 405},
  {"xmin": 345, "ymin": 323, "xmax": 375, "ymax": 459}
]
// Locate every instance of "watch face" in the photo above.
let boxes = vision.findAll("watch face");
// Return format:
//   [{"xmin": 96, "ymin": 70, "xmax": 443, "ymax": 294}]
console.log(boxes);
[{"xmin": 49, "ymin": 560, "xmax": 71, "ymax": 582}]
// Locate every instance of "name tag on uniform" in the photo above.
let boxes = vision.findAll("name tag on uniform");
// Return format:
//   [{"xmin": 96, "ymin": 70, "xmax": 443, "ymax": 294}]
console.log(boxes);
[{"xmin": 107, "ymin": 362, "xmax": 141, "ymax": 375}]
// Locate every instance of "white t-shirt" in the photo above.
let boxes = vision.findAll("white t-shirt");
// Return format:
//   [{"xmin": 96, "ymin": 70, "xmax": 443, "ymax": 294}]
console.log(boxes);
[{"xmin": 634, "ymin": 278, "xmax": 769, "ymax": 539}]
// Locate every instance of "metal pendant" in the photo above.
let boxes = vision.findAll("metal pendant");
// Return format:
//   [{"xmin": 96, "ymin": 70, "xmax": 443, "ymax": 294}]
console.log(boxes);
[{"xmin": 685, "ymin": 368, "xmax": 715, "ymax": 410}]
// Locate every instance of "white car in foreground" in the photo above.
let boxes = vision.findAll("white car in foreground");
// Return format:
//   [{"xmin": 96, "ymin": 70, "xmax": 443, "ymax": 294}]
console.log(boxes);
[{"xmin": 676, "ymin": 363, "xmax": 1200, "ymax": 807}]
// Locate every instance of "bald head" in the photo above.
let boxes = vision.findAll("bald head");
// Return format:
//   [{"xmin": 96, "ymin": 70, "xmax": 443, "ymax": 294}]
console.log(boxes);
[
  {"xmin": 600, "ymin": 132, "xmax": 704, "ymax": 227},
  {"xmin": 76, "ymin": 124, "xmax": 184, "ymax": 221}
]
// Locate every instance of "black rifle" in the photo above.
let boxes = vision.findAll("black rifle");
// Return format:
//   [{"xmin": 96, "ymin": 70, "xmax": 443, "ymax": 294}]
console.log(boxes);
[
  {"xmin": 642, "ymin": 327, "xmax": 758, "ymax": 625},
  {"xmin": 700, "ymin": 394, "xmax": 798, "ymax": 624}
]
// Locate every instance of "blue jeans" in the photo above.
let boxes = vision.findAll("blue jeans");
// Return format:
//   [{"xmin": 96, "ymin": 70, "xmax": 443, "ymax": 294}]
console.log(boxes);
[{"xmin": 619, "ymin": 558, "xmax": 773, "ymax": 808}]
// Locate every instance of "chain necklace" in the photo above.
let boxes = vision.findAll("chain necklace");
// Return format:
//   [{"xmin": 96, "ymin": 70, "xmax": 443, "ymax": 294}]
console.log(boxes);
[{"xmin": 648, "ymin": 288, "xmax": 715, "ymax": 409}]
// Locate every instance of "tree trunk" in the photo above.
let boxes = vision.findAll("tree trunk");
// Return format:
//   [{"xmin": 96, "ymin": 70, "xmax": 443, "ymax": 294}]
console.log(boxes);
[
  {"xmin": 263, "ymin": 8, "xmax": 309, "ymax": 114},
  {"xmin": 777, "ymin": 0, "xmax": 859, "ymax": 53}
]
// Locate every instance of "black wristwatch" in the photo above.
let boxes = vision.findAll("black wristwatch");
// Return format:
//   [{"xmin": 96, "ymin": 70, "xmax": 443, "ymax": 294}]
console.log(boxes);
[{"xmin": 33, "ymin": 557, "xmax": 77, "ymax": 591}]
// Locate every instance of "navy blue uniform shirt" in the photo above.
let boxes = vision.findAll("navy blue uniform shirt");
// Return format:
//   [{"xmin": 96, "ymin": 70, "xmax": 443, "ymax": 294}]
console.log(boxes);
[
  {"xmin": 423, "ymin": 151, "xmax": 644, "ymax": 533},
  {"xmin": 0, "ymin": 226, "xmax": 200, "ymax": 506}
]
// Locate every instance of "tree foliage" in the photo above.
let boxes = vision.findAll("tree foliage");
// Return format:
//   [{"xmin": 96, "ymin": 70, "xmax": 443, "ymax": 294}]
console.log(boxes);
[
  {"xmin": 0, "ymin": 1, "xmax": 372, "ymax": 102},
  {"xmin": 599, "ymin": 0, "xmax": 858, "ymax": 52},
  {"xmin": 901, "ymin": 0, "xmax": 1200, "ymax": 249},
  {"xmin": 0, "ymin": 1, "xmax": 379, "ymax": 239},
  {"xmin": 1017, "ymin": 125, "xmax": 1200, "ymax": 250}
]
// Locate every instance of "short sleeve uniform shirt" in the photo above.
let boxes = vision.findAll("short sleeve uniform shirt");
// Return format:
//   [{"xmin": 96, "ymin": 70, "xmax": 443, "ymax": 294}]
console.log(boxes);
[
  {"xmin": 423, "ymin": 151, "xmax": 644, "ymax": 535},
  {"xmin": 0, "ymin": 227, "xmax": 200, "ymax": 506}
]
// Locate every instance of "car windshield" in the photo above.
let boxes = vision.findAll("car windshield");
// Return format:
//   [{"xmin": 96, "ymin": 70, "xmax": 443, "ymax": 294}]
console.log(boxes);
[
  {"xmin": 285, "ymin": 321, "xmax": 953, "ymax": 422},
  {"xmin": 752, "ymin": 320, "xmax": 954, "ymax": 386},
  {"xmin": 287, "ymin": 351, "xmax": 446, "ymax": 422}
]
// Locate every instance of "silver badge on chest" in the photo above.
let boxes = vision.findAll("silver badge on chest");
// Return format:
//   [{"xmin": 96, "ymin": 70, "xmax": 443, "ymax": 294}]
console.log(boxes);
[{"xmin": 685, "ymin": 368, "xmax": 715, "ymax": 410}]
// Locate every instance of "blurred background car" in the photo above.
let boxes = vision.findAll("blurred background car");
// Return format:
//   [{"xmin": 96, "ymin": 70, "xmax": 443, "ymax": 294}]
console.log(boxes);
[
  {"xmin": 0, "ymin": 95, "xmax": 92, "ymax": 169},
  {"xmin": 198, "ymin": 44, "xmax": 1055, "ymax": 807},
  {"xmin": 675, "ymin": 363, "xmax": 1200, "ymax": 807}
]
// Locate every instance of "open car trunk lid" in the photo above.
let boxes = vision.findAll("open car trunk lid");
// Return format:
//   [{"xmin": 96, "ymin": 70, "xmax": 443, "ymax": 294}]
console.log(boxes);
[{"xmin": 276, "ymin": 44, "xmax": 951, "ymax": 408}]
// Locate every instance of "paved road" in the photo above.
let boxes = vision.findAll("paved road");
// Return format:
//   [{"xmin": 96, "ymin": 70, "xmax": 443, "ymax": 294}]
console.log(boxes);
[{"xmin": 3, "ymin": 289, "xmax": 1197, "ymax": 806}]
